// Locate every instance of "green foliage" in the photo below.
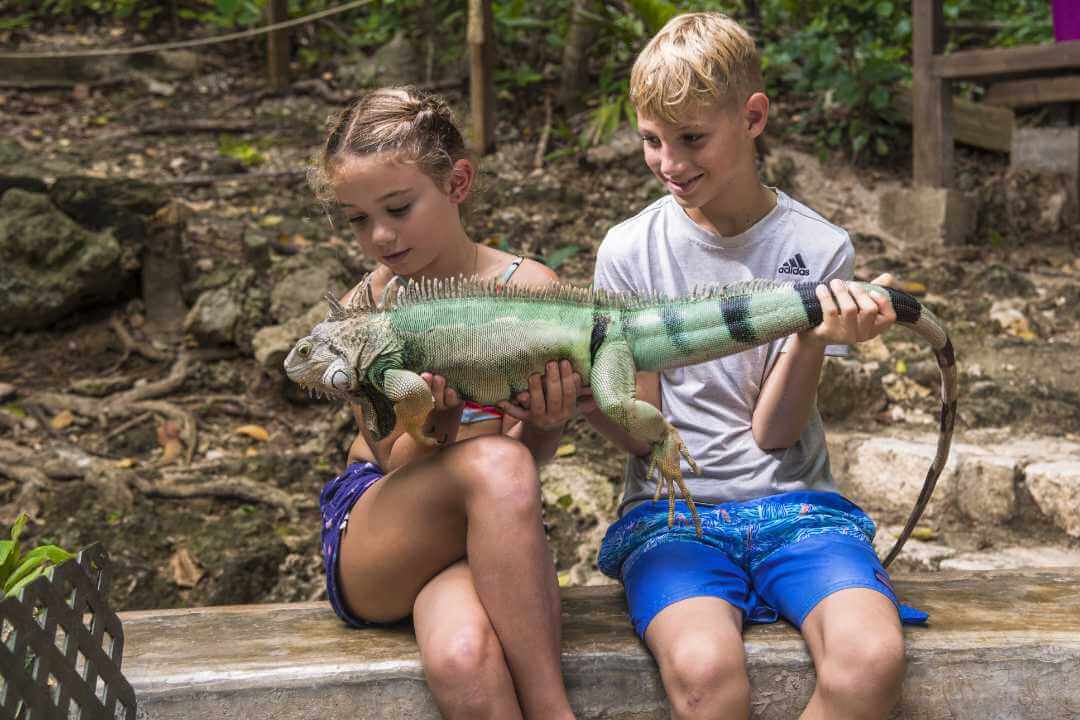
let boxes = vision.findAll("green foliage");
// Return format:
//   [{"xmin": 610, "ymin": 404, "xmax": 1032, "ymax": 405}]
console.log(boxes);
[
  {"xmin": 761, "ymin": 0, "xmax": 911, "ymax": 161},
  {"xmin": 0, "ymin": 513, "xmax": 76, "ymax": 599},
  {"xmin": 542, "ymin": 243, "xmax": 581, "ymax": 270},
  {"xmin": 218, "ymin": 135, "xmax": 267, "ymax": 167}
]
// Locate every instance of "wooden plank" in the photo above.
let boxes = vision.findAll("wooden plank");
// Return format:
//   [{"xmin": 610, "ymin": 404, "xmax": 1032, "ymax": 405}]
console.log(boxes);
[
  {"xmin": 468, "ymin": 0, "xmax": 496, "ymax": 154},
  {"xmin": 933, "ymin": 40, "xmax": 1080, "ymax": 79},
  {"xmin": 912, "ymin": 0, "xmax": 952, "ymax": 186},
  {"xmin": 984, "ymin": 75, "xmax": 1080, "ymax": 107},
  {"xmin": 895, "ymin": 87, "xmax": 1014, "ymax": 153},
  {"xmin": 266, "ymin": 0, "xmax": 289, "ymax": 91}
]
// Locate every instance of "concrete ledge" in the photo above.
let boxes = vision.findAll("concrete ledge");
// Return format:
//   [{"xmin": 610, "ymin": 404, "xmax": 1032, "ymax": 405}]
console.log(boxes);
[{"xmin": 123, "ymin": 570, "xmax": 1080, "ymax": 719}]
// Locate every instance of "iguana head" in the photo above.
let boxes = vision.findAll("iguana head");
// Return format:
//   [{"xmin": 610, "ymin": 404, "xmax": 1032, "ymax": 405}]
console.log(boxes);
[{"xmin": 283, "ymin": 288, "xmax": 401, "ymax": 440}]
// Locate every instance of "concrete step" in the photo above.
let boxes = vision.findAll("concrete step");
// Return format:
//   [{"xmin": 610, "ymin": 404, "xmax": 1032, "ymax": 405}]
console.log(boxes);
[{"xmin": 123, "ymin": 570, "xmax": 1080, "ymax": 720}]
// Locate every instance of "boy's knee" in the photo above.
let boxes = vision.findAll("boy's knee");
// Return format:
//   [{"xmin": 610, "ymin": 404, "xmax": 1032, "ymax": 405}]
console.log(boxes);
[
  {"xmin": 662, "ymin": 636, "xmax": 750, "ymax": 718},
  {"xmin": 817, "ymin": 630, "xmax": 906, "ymax": 705},
  {"xmin": 423, "ymin": 622, "xmax": 505, "ymax": 697}
]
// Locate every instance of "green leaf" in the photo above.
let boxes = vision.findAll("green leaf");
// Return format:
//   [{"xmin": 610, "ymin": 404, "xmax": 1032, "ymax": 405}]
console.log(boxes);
[
  {"xmin": 543, "ymin": 244, "xmax": 581, "ymax": 271},
  {"xmin": 21, "ymin": 545, "xmax": 74, "ymax": 566},
  {"xmin": 868, "ymin": 86, "xmax": 891, "ymax": 111},
  {"xmin": 0, "ymin": 13, "xmax": 32, "ymax": 30},
  {"xmin": 0, "ymin": 540, "xmax": 16, "ymax": 585},
  {"xmin": 5, "ymin": 566, "xmax": 45, "ymax": 599},
  {"xmin": 10, "ymin": 513, "xmax": 27, "ymax": 543},
  {"xmin": 4, "ymin": 555, "xmax": 47, "ymax": 595},
  {"xmin": 875, "ymin": 137, "xmax": 890, "ymax": 155}
]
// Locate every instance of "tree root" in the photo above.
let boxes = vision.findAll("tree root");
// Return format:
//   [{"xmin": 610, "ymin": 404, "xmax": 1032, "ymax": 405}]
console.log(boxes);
[
  {"xmin": 28, "ymin": 352, "xmax": 198, "ymax": 465},
  {"xmin": 135, "ymin": 473, "xmax": 310, "ymax": 520},
  {"xmin": 110, "ymin": 314, "xmax": 173, "ymax": 365}
]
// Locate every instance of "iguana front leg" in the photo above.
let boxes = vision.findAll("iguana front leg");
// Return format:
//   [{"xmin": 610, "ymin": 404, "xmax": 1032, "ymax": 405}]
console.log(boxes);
[
  {"xmin": 382, "ymin": 368, "xmax": 437, "ymax": 447},
  {"xmin": 590, "ymin": 340, "xmax": 702, "ymax": 536}
]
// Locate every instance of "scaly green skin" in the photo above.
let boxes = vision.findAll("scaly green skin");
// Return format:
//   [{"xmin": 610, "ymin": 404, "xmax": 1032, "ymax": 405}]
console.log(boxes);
[{"xmin": 284, "ymin": 275, "xmax": 957, "ymax": 565}]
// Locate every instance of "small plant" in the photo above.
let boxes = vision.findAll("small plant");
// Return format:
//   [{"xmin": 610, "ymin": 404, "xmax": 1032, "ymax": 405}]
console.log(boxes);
[
  {"xmin": 218, "ymin": 135, "xmax": 267, "ymax": 167},
  {"xmin": 0, "ymin": 513, "xmax": 75, "ymax": 599}
]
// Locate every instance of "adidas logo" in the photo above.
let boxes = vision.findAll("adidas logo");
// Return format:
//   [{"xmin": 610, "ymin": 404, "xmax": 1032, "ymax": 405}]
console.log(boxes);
[{"xmin": 777, "ymin": 253, "xmax": 810, "ymax": 276}]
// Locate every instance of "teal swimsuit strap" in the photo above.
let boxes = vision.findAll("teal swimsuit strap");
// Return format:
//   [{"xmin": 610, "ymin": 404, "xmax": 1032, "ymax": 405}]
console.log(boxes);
[{"xmin": 498, "ymin": 255, "xmax": 525, "ymax": 284}]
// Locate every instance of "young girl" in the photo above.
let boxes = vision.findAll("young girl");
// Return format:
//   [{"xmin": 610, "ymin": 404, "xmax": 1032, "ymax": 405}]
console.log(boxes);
[{"xmin": 309, "ymin": 86, "xmax": 581, "ymax": 720}]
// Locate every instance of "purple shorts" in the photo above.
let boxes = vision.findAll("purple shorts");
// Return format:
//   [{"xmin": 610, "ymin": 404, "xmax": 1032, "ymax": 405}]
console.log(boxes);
[{"xmin": 320, "ymin": 461, "xmax": 384, "ymax": 627}]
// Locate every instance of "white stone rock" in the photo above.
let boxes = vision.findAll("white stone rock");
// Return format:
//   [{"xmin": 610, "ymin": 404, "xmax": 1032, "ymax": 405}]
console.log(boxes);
[
  {"xmin": 953, "ymin": 449, "xmax": 1018, "ymax": 524},
  {"xmin": 1024, "ymin": 461, "xmax": 1080, "ymax": 537},
  {"xmin": 837, "ymin": 436, "xmax": 1021, "ymax": 525},
  {"xmin": 939, "ymin": 546, "xmax": 1080, "ymax": 572},
  {"xmin": 873, "ymin": 526, "xmax": 957, "ymax": 571},
  {"xmin": 839, "ymin": 437, "xmax": 961, "ymax": 518}
]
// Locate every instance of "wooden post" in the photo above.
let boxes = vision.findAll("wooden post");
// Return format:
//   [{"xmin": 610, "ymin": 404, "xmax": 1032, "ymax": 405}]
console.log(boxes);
[
  {"xmin": 266, "ymin": 0, "xmax": 290, "ymax": 91},
  {"xmin": 468, "ymin": 0, "xmax": 496, "ymax": 154},
  {"xmin": 912, "ymin": 0, "xmax": 951, "ymax": 186}
]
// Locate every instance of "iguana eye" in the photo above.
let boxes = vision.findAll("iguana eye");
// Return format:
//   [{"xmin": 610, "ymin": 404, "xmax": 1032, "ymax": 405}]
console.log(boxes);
[{"xmin": 297, "ymin": 342, "xmax": 311, "ymax": 358}]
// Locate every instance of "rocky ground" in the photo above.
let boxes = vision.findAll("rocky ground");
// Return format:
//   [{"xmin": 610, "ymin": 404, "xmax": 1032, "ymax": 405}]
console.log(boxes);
[{"xmin": 1, "ymin": 36, "xmax": 1079, "ymax": 613}]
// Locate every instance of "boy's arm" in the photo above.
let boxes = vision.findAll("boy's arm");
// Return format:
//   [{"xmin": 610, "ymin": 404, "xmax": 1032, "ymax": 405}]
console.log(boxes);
[{"xmin": 753, "ymin": 276, "xmax": 896, "ymax": 450}]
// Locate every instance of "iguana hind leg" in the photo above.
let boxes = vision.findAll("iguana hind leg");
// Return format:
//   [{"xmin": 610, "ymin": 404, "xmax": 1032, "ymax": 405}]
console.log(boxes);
[
  {"xmin": 590, "ymin": 340, "xmax": 702, "ymax": 536},
  {"xmin": 382, "ymin": 368, "xmax": 437, "ymax": 447}
]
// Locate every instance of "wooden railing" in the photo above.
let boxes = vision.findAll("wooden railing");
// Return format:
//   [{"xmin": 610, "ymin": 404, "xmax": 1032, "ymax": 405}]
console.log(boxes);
[{"xmin": 912, "ymin": 0, "xmax": 1080, "ymax": 187}]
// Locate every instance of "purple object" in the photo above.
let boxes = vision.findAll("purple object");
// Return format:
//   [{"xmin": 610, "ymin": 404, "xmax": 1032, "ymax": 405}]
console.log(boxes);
[{"xmin": 1053, "ymin": 0, "xmax": 1080, "ymax": 42}]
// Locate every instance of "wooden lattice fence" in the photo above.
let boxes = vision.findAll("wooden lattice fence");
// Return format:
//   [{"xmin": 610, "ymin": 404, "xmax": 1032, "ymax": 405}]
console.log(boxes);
[{"xmin": 0, "ymin": 545, "xmax": 136, "ymax": 719}]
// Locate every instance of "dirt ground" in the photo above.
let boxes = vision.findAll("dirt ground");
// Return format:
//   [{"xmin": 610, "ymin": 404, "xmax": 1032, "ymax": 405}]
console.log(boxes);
[{"xmin": 2, "ymin": 41, "xmax": 1079, "ymax": 612}]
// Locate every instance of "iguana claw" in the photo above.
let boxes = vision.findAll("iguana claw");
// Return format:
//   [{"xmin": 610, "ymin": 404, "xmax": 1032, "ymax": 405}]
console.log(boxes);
[{"xmin": 647, "ymin": 429, "xmax": 703, "ymax": 537}]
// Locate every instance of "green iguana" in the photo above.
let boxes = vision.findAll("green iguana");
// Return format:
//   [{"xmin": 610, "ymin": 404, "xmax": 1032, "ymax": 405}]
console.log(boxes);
[{"xmin": 284, "ymin": 275, "xmax": 957, "ymax": 567}]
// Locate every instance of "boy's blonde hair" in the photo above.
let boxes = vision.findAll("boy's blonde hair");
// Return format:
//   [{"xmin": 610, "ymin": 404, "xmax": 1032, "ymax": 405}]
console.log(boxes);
[{"xmin": 629, "ymin": 12, "xmax": 763, "ymax": 122}]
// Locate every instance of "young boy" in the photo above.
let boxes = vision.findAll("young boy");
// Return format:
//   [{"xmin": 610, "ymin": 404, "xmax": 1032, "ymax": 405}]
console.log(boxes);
[{"xmin": 586, "ymin": 12, "xmax": 925, "ymax": 720}]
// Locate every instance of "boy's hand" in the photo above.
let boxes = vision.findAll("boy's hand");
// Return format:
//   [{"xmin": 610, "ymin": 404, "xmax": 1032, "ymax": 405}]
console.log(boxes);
[
  {"xmin": 499, "ymin": 360, "xmax": 593, "ymax": 432},
  {"xmin": 800, "ymin": 274, "xmax": 897, "ymax": 348},
  {"xmin": 420, "ymin": 372, "xmax": 463, "ymax": 445}
]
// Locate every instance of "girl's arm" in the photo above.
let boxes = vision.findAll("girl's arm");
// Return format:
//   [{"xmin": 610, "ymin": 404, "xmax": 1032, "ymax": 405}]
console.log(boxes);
[{"xmin": 500, "ymin": 360, "xmax": 585, "ymax": 464}]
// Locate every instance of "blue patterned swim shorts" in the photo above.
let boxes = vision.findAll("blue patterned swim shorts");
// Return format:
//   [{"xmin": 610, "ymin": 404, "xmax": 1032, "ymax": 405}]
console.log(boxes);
[
  {"xmin": 319, "ymin": 461, "xmax": 384, "ymax": 627},
  {"xmin": 599, "ymin": 491, "xmax": 927, "ymax": 637}
]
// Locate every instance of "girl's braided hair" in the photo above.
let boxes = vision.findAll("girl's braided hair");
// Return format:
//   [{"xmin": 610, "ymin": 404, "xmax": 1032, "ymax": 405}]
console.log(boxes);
[{"xmin": 309, "ymin": 86, "xmax": 470, "ymax": 208}]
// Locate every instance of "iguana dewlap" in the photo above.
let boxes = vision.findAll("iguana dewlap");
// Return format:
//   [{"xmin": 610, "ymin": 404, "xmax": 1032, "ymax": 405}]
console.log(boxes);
[{"xmin": 284, "ymin": 276, "xmax": 957, "ymax": 567}]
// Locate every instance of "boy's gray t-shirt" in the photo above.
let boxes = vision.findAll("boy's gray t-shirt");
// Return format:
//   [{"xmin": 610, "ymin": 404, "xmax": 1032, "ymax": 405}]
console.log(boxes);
[{"xmin": 593, "ymin": 190, "xmax": 855, "ymax": 516}]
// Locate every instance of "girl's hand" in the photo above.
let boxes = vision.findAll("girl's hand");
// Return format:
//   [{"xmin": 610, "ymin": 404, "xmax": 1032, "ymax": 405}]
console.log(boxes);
[
  {"xmin": 420, "ymin": 372, "xmax": 464, "ymax": 445},
  {"xmin": 800, "ymin": 274, "xmax": 898, "ymax": 348},
  {"xmin": 499, "ymin": 360, "xmax": 589, "ymax": 432}
]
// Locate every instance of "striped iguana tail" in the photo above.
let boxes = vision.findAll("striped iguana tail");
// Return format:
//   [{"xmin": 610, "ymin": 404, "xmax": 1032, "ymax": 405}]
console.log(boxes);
[
  {"xmin": 844, "ymin": 283, "xmax": 958, "ymax": 568},
  {"xmin": 624, "ymin": 279, "xmax": 958, "ymax": 567}
]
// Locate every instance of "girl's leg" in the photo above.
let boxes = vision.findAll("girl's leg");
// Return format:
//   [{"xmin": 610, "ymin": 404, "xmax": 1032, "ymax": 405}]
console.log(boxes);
[
  {"xmin": 338, "ymin": 434, "xmax": 571, "ymax": 720},
  {"xmin": 798, "ymin": 588, "xmax": 906, "ymax": 720},
  {"xmin": 413, "ymin": 560, "xmax": 523, "ymax": 720},
  {"xmin": 644, "ymin": 597, "xmax": 750, "ymax": 720}
]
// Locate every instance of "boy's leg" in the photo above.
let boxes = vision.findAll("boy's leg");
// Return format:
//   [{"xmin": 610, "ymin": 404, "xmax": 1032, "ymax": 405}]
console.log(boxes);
[
  {"xmin": 798, "ymin": 588, "xmax": 905, "ymax": 720},
  {"xmin": 753, "ymin": 532, "xmax": 906, "ymax": 720},
  {"xmin": 413, "ymin": 559, "xmax": 523, "ymax": 720},
  {"xmin": 645, "ymin": 598, "xmax": 750, "ymax": 720},
  {"xmin": 339, "ymin": 434, "xmax": 570, "ymax": 720},
  {"xmin": 622, "ymin": 539, "xmax": 752, "ymax": 720}
]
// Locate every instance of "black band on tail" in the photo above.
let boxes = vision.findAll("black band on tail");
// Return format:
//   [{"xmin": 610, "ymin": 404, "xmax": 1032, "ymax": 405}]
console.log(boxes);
[
  {"xmin": 794, "ymin": 282, "xmax": 823, "ymax": 327},
  {"xmin": 720, "ymin": 296, "xmax": 757, "ymax": 344},
  {"xmin": 884, "ymin": 287, "xmax": 922, "ymax": 325}
]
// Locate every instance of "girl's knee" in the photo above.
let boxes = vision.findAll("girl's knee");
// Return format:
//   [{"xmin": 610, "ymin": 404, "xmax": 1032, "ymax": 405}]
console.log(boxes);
[
  {"xmin": 454, "ymin": 436, "xmax": 539, "ymax": 511},
  {"xmin": 422, "ymin": 621, "xmax": 505, "ymax": 694}
]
